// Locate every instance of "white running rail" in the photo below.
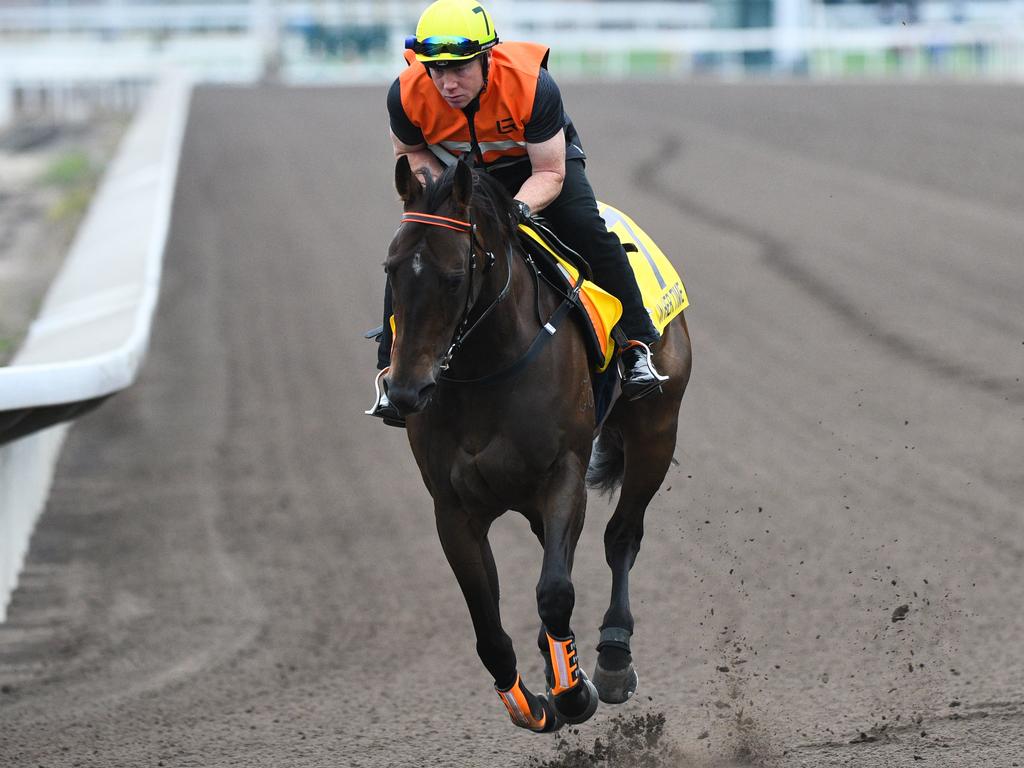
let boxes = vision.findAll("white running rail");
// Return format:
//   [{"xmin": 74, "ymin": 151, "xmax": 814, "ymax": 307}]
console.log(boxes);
[{"xmin": 0, "ymin": 74, "xmax": 192, "ymax": 622}]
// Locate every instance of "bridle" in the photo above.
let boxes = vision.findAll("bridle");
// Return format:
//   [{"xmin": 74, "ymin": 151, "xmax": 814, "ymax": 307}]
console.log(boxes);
[
  {"xmin": 397, "ymin": 208, "xmax": 581, "ymax": 386},
  {"xmin": 398, "ymin": 210, "xmax": 512, "ymax": 372}
]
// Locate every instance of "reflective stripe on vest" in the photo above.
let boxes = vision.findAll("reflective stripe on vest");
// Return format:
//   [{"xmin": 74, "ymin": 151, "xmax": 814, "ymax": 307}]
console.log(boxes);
[
  {"xmin": 430, "ymin": 139, "xmax": 529, "ymax": 167},
  {"xmin": 400, "ymin": 41, "xmax": 549, "ymax": 167}
]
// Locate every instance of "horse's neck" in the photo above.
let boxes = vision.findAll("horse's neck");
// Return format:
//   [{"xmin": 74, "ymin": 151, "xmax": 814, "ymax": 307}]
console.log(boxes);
[{"xmin": 449, "ymin": 239, "xmax": 543, "ymax": 375}]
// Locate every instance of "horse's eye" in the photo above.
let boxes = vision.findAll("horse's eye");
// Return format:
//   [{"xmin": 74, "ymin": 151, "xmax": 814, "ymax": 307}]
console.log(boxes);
[{"xmin": 445, "ymin": 272, "xmax": 466, "ymax": 292}]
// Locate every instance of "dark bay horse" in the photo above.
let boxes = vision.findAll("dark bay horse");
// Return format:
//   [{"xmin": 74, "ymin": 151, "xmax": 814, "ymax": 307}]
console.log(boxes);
[{"xmin": 384, "ymin": 156, "xmax": 691, "ymax": 732}]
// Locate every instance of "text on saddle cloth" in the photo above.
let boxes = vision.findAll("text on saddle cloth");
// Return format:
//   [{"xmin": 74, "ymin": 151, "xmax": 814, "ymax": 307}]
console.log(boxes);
[{"xmin": 596, "ymin": 202, "xmax": 690, "ymax": 331}]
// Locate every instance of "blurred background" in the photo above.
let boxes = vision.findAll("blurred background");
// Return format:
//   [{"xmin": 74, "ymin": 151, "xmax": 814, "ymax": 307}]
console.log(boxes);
[{"xmin": 2, "ymin": 0, "xmax": 1023, "ymax": 128}]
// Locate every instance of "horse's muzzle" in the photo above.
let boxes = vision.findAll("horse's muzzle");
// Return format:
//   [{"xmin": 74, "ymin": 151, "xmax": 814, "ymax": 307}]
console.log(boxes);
[{"xmin": 384, "ymin": 376, "xmax": 436, "ymax": 416}]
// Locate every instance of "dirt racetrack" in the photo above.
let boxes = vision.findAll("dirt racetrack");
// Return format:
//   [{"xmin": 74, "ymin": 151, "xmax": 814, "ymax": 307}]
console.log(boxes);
[{"xmin": 1, "ymin": 82, "xmax": 1022, "ymax": 767}]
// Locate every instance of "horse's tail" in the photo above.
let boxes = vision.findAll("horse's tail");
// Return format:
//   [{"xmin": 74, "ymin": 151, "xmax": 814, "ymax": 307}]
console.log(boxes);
[{"xmin": 586, "ymin": 428, "xmax": 624, "ymax": 496}]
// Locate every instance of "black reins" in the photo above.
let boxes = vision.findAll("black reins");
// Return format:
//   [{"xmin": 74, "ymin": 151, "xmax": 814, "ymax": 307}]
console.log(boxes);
[
  {"xmin": 398, "ymin": 209, "xmax": 578, "ymax": 386},
  {"xmin": 399, "ymin": 210, "xmax": 511, "ymax": 370}
]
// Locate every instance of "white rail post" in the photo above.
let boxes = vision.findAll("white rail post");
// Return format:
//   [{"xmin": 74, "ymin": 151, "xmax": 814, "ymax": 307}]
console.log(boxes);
[
  {"xmin": 0, "ymin": 79, "xmax": 12, "ymax": 128},
  {"xmin": 774, "ymin": 0, "xmax": 812, "ymax": 72}
]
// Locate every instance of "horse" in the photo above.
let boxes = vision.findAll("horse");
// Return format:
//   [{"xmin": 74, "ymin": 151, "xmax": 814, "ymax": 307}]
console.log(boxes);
[{"xmin": 383, "ymin": 155, "xmax": 692, "ymax": 732}]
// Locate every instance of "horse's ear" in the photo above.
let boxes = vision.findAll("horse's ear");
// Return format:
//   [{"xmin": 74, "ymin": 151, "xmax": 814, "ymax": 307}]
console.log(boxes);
[
  {"xmin": 395, "ymin": 155, "xmax": 422, "ymax": 204},
  {"xmin": 452, "ymin": 159, "xmax": 473, "ymax": 210}
]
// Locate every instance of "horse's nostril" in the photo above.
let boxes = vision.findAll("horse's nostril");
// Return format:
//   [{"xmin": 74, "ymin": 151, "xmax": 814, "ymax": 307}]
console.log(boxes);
[
  {"xmin": 387, "ymin": 380, "xmax": 436, "ymax": 415},
  {"xmin": 387, "ymin": 386, "xmax": 416, "ymax": 413}
]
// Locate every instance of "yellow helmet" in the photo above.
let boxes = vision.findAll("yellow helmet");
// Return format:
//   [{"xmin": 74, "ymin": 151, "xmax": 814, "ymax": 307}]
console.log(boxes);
[{"xmin": 405, "ymin": 0, "xmax": 499, "ymax": 66}]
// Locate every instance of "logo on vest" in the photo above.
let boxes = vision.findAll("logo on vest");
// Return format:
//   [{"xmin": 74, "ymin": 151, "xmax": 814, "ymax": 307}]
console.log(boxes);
[{"xmin": 495, "ymin": 117, "xmax": 518, "ymax": 135}]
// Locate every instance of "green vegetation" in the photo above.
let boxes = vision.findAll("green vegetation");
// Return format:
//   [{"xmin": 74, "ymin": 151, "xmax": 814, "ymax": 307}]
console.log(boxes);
[
  {"xmin": 551, "ymin": 44, "xmax": 1001, "ymax": 79},
  {"xmin": 627, "ymin": 50, "xmax": 672, "ymax": 75},
  {"xmin": 41, "ymin": 150, "xmax": 100, "ymax": 223},
  {"xmin": 48, "ymin": 186, "xmax": 94, "ymax": 222},
  {"xmin": 41, "ymin": 150, "xmax": 95, "ymax": 188}
]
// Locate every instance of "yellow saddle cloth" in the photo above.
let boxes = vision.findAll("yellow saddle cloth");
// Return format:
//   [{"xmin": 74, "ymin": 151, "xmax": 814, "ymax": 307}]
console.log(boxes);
[{"xmin": 517, "ymin": 202, "xmax": 689, "ymax": 372}]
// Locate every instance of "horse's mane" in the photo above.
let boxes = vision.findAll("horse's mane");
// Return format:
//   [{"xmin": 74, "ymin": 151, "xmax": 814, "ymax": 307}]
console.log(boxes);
[{"xmin": 420, "ymin": 163, "xmax": 516, "ymax": 241}]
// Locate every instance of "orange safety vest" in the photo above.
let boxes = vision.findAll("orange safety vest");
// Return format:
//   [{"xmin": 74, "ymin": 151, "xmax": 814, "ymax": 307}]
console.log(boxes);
[{"xmin": 399, "ymin": 42, "xmax": 550, "ymax": 168}]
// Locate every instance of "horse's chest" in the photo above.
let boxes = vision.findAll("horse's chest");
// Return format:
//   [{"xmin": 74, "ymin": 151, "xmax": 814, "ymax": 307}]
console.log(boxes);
[{"xmin": 449, "ymin": 442, "xmax": 548, "ymax": 509}]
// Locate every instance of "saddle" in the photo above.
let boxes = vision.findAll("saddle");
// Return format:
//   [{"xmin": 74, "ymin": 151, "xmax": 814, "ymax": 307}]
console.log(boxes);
[
  {"xmin": 518, "ymin": 217, "xmax": 594, "ymax": 281},
  {"xmin": 517, "ymin": 221, "xmax": 621, "ymax": 373},
  {"xmin": 517, "ymin": 202, "xmax": 690, "ymax": 374}
]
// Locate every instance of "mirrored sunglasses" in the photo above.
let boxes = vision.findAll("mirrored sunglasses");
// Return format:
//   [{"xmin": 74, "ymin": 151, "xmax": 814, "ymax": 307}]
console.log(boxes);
[{"xmin": 405, "ymin": 35, "xmax": 490, "ymax": 58}]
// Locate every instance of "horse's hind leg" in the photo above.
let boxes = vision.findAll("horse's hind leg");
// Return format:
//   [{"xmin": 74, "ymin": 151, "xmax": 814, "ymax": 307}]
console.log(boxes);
[
  {"xmin": 592, "ymin": 314, "xmax": 690, "ymax": 703},
  {"xmin": 533, "ymin": 458, "xmax": 600, "ymax": 725},
  {"xmin": 594, "ymin": 399, "xmax": 685, "ymax": 704},
  {"xmin": 435, "ymin": 504, "xmax": 559, "ymax": 733}
]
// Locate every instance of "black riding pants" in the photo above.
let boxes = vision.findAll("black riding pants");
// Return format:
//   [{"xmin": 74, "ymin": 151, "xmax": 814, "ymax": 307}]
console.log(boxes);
[
  {"xmin": 534, "ymin": 158, "xmax": 658, "ymax": 345},
  {"xmin": 377, "ymin": 158, "xmax": 658, "ymax": 370}
]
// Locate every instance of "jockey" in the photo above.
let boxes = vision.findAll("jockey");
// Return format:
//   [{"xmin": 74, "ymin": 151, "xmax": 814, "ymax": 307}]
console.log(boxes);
[{"xmin": 370, "ymin": 0, "xmax": 667, "ymax": 424}]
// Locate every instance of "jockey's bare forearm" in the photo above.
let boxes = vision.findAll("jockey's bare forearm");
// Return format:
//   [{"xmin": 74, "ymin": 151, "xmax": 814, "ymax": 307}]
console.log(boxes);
[
  {"xmin": 391, "ymin": 131, "xmax": 444, "ymax": 181},
  {"xmin": 516, "ymin": 130, "xmax": 567, "ymax": 214},
  {"xmin": 401, "ymin": 148, "xmax": 445, "ymax": 181},
  {"xmin": 514, "ymin": 170, "xmax": 564, "ymax": 214}
]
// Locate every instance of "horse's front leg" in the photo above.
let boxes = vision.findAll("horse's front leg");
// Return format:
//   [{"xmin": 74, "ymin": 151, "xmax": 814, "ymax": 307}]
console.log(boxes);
[
  {"xmin": 534, "ymin": 457, "xmax": 600, "ymax": 725},
  {"xmin": 434, "ymin": 503, "xmax": 560, "ymax": 733}
]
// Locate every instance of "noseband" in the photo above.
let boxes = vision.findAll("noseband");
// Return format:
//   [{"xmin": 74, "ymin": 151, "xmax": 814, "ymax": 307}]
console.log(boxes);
[
  {"xmin": 399, "ymin": 211, "xmax": 512, "ymax": 371},
  {"xmin": 398, "ymin": 208, "xmax": 583, "ymax": 386}
]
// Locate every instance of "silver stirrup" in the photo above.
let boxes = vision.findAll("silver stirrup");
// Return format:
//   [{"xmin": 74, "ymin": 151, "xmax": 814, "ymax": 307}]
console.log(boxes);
[
  {"xmin": 364, "ymin": 368, "xmax": 390, "ymax": 415},
  {"xmin": 624, "ymin": 340, "xmax": 669, "ymax": 381}
]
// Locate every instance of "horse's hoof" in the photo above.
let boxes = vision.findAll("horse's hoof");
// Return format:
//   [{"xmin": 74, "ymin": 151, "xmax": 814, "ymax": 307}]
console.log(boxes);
[
  {"xmin": 535, "ymin": 694, "xmax": 565, "ymax": 733},
  {"xmin": 551, "ymin": 670, "xmax": 600, "ymax": 725},
  {"xmin": 497, "ymin": 674, "xmax": 563, "ymax": 733},
  {"xmin": 593, "ymin": 659, "xmax": 639, "ymax": 704}
]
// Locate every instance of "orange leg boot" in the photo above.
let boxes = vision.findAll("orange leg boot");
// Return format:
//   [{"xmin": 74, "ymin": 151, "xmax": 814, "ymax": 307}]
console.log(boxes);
[
  {"xmin": 495, "ymin": 674, "xmax": 562, "ymax": 733},
  {"xmin": 543, "ymin": 631, "xmax": 600, "ymax": 725}
]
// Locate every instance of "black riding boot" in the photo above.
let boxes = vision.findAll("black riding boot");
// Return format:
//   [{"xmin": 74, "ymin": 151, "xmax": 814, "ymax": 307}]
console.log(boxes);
[
  {"xmin": 617, "ymin": 339, "xmax": 669, "ymax": 401},
  {"xmin": 539, "ymin": 159, "xmax": 668, "ymax": 400}
]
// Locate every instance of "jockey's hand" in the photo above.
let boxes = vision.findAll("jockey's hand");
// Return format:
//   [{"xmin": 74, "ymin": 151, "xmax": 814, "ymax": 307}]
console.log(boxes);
[{"xmin": 514, "ymin": 199, "xmax": 533, "ymax": 224}]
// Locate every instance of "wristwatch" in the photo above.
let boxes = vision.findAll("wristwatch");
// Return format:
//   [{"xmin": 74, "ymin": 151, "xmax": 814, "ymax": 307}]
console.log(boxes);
[{"xmin": 515, "ymin": 200, "xmax": 532, "ymax": 220}]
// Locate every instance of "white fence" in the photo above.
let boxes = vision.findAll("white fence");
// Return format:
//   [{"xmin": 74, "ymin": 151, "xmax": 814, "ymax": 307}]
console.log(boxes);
[
  {"xmin": 0, "ymin": 425, "xmax": 67, "ymax": 622},
  {"xmin": 1, "ymin": 0, "xmax": 1023, "ymax": 99},
  {"xmin": 0, "ymin": 75, "xmax": 191, "ymax": 621},
  {"xmin": 0, "ymin": 1, "xmax": 710, "ymax": 34},
  {"xmin": 3, "ymin": 1, "xmax": 1022, "ymax": 33}
]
